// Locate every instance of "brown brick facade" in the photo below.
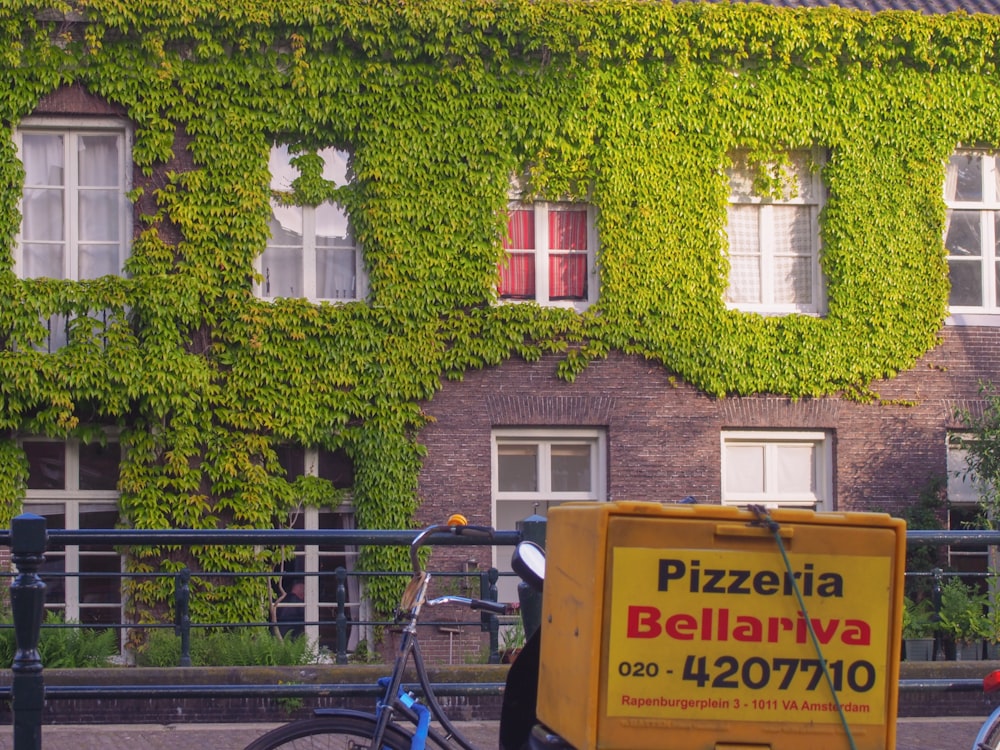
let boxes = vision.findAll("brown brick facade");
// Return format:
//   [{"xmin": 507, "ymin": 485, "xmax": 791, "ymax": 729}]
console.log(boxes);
[{"xmin": 416, "ymin": 325, "xmax": 1000, "ymax": 528}]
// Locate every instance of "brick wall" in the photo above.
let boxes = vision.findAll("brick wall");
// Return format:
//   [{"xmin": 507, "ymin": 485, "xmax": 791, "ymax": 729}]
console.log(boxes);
[{"xmin": 417, "ymin": 325, "xmax": 1000, "ymax": 525}]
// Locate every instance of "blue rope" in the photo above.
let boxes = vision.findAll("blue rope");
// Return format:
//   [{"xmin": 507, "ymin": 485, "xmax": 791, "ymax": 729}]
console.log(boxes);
[{"xmin": 749, "ymin": 505, "xmax": 859, "ymax": 750}]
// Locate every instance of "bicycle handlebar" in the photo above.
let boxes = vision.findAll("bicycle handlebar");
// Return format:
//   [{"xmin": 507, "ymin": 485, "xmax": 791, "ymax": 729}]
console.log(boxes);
[
  {"xmin": 426, "ymin": 595, "xmax": 507, "ymax": 614},
  {"xmin": 409, "ymin": 522, "xmax": 495, "ymax": 574}
]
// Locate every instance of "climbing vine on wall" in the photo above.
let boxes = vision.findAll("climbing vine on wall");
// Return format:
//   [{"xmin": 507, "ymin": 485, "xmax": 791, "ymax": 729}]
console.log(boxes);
[{"xmin": 0, "ymin": 0, "xmax": 982, "ymax": 620}]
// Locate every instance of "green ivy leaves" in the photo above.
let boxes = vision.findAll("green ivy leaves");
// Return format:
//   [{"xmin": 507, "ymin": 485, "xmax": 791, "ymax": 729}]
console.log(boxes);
[{"xmin": 0, "ymin": 0, "xmax": 980, "ymax": 620}]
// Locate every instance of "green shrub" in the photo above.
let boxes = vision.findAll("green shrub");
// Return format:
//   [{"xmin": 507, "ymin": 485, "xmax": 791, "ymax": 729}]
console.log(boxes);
[
  {"xmin": 0, "ymin": 611, "xmax": 119, "ymax": 669},
  {"xmin": 134, "ymin": 627, "xmax": 318, "ymax": 667}
]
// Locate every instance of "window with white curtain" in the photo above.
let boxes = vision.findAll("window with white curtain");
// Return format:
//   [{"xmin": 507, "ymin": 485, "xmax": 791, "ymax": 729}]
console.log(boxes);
[
  {"xmin": 726, "ymin": 150, "xmax": 825, "ymax": 314},
  {"xmin": 21, "ymin": 436, "xmax": 123, "ymax": 631},
  {"xmin": 258, "ymin": 145, "xmax": 366, "ymax": 302},
  {"xmin": 721, "ymin": 430, "xmax": 830, "ymax": 509},
  {"xmin": 498, "ymin": 202, "xmax": 599, "ymax": 311},
  {"xmin": 15, "ymin": 121, "xmax": 131, "ymax": 280},
  {"xmin": 15, "ymin": 120, "xmax": 131, "ymax": 351},
  {"xmin": 944, "ymin": 150, "xmax": 1000, "ymax": 315}
]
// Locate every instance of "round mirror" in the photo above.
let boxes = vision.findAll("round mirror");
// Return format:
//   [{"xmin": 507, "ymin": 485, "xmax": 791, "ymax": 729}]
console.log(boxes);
[{"xmin": 511, "ymin": 541, "xmax": 545, "ymax": 592}]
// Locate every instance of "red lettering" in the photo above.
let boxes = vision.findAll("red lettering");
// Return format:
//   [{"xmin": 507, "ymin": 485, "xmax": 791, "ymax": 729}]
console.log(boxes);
[
  {"xmin": 665, "ymin": 612, "xmax": 697, "ymax": 640},
  {"xmin": 627, "ymin": 605, "xmax": 662, "ymax": 638}
]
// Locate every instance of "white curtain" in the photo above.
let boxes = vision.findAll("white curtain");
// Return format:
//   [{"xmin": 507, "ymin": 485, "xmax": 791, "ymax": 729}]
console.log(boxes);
[
  {"xmin": 77, "ymin": 135, "xmax": 121, "ymax": 279},
  {"xmin": 21, "ymin": 132, "xmax": 122, "ymax": 280},
  {"xmin": 22, "ymin": 133, "xmax": 65, "ymax": 278}
]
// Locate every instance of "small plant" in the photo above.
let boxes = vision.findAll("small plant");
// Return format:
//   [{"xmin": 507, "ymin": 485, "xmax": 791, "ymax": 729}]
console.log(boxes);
[
  {"xmin": 500, "ymin": 615, "xmax": 525, "ymax": 653},
  {"xmin": 0, "ymin": 611, "xmax": 118, "ymax": 668},
  {"xmin": 348, "ymin": 638, "xmax": 383, "ymax": 664},
  {"xmin": 134, "ymin": 627, "xmax": 317, "ymax": 667},
  {"xmin": 938, "ymin": 577, "xmax": 989, "ymax": 646},
  {"xmin": 276, "ymin": 681, "xmax": 304, "ymax": 715},
  {"xmin": 902, "ymin": 596, "xmax": 937, "ymax": 639}
]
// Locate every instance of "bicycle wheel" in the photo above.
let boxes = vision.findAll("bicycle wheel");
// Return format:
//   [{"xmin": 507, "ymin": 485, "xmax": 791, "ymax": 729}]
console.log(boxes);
[
  {"xmin": 975, "ymin": 708, "xmax": 1000, "ymax": 750},
  {"xmin": 244, "ymin": 713, "xmax": 415, "ymax": 750}
]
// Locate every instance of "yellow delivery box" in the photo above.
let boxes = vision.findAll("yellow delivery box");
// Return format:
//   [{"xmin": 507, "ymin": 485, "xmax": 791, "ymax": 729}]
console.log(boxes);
[{"xmin": 537, "ymin": 501, "xmax": 906, "ymax": 750}]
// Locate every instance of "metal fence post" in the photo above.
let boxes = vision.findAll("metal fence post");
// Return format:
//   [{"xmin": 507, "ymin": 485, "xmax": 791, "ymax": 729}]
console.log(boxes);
[
  {"xmin": 483, "ymin": 568, "xmax": 500, "ymax": 663},
  {"xmin": 334, "ymin": 567, "xmax": 348, "ymax": 665},
  {"xmin": 517, "ymin": 513, "xmax": 547, "ymax": 639},
  {"xmin": 174, "ymin": 567, "xmax": 191, "ymax": 667},
  {"xmin": 10, "ymin": 513, "xmax": 47, "ymax": 750},
  {"xmin": 931, "ymin": 567, "xmax": 944, "ymax": 661}
]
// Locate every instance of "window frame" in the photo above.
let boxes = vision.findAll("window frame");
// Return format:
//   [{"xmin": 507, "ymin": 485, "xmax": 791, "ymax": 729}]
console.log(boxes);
[
  {"xmin": 946, "ymin": 432, "xmax": 990, "ymax": 570},
  {"xmin": 274, "ymin": 445, "xmax": 360, "ymax": 652},
  {"xmin": 491, "ymin": 428, "xmax": 607, "ymax": 601},
  {"xmin": 944, "ymin": 149, "xmax": 1000, "ymax": 322},
  {"xmin": 14, "ymin": 117, "xmax": 132, "ymax": 281},
  {"xmin": 21, "ymin": 434, "xmax": 123, "ymax": 629},
  {"xmin": 721, "ymin": 429, "xmax": 831, "ymax": 510},
  {"xmin": 257, "ymin": 144, "xmax": 367, "ymax": 303},
  {"xmin": 725, "ymin": 149, "xmax": 826, "ymax": 316},
  {"xmin": 499, "ymin": 201, "xmax": 599, "ymax": 312}
]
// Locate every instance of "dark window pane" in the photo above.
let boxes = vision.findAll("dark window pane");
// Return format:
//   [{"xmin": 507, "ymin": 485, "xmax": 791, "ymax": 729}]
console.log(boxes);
[
  {"xmin": 79, "ymin": 441, "xmax": 120, "ymax": 490},
  {"xmin": 276, "ymin": 445, "xmax": 305, "ymax": 480},
  {"xmin": 950, "ymin": 260, "xmax": 983, "ymax": 306},
  {"xmin": 80, "ymin": 508, "xmax": 119, "ymax": 551},
  {"xmin": 318, "ymin": 449, "xmax": 354, "ymax": 488},
  {"xmin": 25, "ymin": 442, "xmax": 65, "ymax": 489}
]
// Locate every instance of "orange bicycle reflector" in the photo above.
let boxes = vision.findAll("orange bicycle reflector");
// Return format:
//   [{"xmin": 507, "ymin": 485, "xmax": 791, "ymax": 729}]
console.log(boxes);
[
  {"xmin": 985, "ymin": 670, "xmax": 1000, "ymax": 693},
  {"xmin": 447, "ymin": 513, "xmax": 468, "ymax": 526}
]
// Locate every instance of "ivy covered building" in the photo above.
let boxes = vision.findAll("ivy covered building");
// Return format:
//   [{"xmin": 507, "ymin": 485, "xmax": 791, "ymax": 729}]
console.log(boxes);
[{"xmin": 3, "ymin": 0, "xmax": 1000, "ymax": 654}]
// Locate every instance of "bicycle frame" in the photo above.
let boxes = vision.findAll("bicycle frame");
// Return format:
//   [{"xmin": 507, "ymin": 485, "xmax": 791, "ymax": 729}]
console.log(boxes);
[
  {"xmin": 367, "ymin": 619, "xmax": 479, "ymax": 750},
  {"xmin": 317, "ymin": 521, "xmax": 505, "ymax": 750}
]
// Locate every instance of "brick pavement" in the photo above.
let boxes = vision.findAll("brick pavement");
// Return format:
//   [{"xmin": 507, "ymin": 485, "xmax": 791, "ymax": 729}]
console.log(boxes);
[{"xmin": 0, "ymin": 717, "xmax": 986, "ymax": 749}]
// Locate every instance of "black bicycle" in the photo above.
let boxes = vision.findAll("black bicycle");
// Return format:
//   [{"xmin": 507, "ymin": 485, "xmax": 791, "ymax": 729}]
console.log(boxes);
[{"xmin": 245, "ymin": 515, "xmax": 547, "ymax": 750}]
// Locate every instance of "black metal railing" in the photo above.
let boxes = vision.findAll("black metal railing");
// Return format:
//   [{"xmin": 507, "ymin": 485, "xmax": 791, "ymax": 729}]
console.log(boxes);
[{"xmin": 2, "ymin": 517, "xmax": 997, "ymax": 750}]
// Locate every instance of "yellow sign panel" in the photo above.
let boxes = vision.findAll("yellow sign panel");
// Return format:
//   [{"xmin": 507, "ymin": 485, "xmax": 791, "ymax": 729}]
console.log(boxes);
[{"xmin": 606, "ymin": 547, "xmax": 893, "ymax": 725}]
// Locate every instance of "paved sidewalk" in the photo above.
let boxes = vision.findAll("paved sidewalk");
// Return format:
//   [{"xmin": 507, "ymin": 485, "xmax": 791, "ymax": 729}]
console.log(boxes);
[{"xmin": 0, "ymin": 717, "xmax": 985, "ymax": 749}]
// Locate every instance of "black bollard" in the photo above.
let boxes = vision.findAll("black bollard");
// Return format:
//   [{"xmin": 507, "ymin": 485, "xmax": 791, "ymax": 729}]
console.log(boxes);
[
  {"xmin": 10, "ymin": 513, "xmax": 47, "ymax": 750},
  {"xmin": 334, "ymin": 567, "xmax": 348, "ymax": 665},
  {"xmin": 485, "ymin": 567, "xmax": 500, "ymax": 663},
  {"xmin": 174, "ymin": 568, "xmax": 192, "ymax": 667}
]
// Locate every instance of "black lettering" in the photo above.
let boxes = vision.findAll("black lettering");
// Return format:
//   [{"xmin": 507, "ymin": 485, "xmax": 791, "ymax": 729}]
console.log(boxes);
[
  {"xmin": 728, "ymin": 569, "xmax": 751, "ymax": 594},
  {"xmin": 817, "ymin": 573, "xmax": 845, "ymax": 598},
  {"xmin": 658, "ymin": 559, "xmax": 686, "ymax": 591},
  {"xmin": 659, "ymin": 558, "xmax": 843, "ymax": 598},
  {"xmin": 753, "ymin": 570, "xmax": 780, "ymax": 595},
  {"xmin": 704, "ymin": 568, "xmax": 727, "ymax": 594}
]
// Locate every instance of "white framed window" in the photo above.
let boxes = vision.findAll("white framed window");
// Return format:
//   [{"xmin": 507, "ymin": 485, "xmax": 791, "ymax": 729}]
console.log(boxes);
[
  {"xmin": 273, "ymin": 445, "xmax": 360, "ymax": 653},
  {"xmin": 15, "ymin": 119, "xmax": 131, "ymax": 280},
  {"xmin": 491, "ymin": 428, "xmax": 606, "ymax": 601},
  {"xmin": 258, "ymin": 145, "xmax": 367, "ymax": 302},
  {"xmin": 721, "ymin": 430, "xmax": 831, "ymax": 510},
  {"xmin": 946, "ymin": 433, "xmax": 989, "ymax": 570},
  {"xmin": 498, "ymin": 202, "xmax": 599, "ymax": 311},
  {"xmin": 945, "ymin": 150, "xmax": 1000, "ymax": 318},
  {"xmin": 947, "ymin": 432, "xmax": 987, "ymax": 505},
  {"xmin": 21, "ymin": 436, "xmax": 123, "ymax": 629},
  {"xmin": 15, "ymin": 119, "xmax": 132, "ymax": 351},
  {"xmin": 726, "ymin": 149, "xmax": 825, "ymax": 315}
]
